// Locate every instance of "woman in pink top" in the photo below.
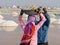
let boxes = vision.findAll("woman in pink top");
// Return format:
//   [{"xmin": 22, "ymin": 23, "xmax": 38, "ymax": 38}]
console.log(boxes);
[{"xmin": 19, "ymin": 9, "xmax": 46, "ymax": 45}]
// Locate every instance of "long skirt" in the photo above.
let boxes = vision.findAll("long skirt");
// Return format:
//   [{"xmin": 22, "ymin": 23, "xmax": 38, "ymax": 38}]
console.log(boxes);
[{"xmin": 20, "ymin": 40, "xmax": 31, "ymax": 45}]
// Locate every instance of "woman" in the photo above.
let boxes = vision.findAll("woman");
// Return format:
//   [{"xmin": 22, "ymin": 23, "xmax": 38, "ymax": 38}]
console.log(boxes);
[{"xmin": 18, "ymin": 9, "xmax": 46, "ymax": 45}]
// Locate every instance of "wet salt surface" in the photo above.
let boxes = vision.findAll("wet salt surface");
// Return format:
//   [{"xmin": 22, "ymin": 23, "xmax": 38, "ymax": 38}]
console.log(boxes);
[
  {"xmin": 48, "ymin": 25, "xmax": 60, "ymax": 45},
  {"xmin": 0, "ymin": 25, "xmax": 60, "ymax": 45}
]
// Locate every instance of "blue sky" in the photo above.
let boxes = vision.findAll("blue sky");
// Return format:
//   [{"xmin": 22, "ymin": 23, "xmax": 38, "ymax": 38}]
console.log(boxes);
[{"xmin": 0, "ymin": 0, "xmax": 60, "ymax": 7}]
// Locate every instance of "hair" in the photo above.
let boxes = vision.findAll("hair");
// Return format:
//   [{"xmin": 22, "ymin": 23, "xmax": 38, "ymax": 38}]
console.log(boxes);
[{"xmin": 24, "ymin": 22, "xmax": 34, "ymax": 35}]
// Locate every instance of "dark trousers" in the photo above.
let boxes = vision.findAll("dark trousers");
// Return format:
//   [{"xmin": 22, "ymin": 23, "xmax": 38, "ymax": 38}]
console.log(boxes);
[{"xmin": 38, "ymin": 42, "xmax": 48, "ymax": 45}]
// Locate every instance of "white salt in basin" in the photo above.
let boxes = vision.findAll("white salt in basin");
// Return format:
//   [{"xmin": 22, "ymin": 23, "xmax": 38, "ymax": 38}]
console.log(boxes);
[
  {"xmin": 53, "ymin": 19, "xmax": 60, "ymax": 25},
  {"xmin": 12, "ymin": 12, "xmax": 18, "ymax": 16},
  {"xmin": 1, "ymin": 20, "xmax": 18, "ymax": 26},
  {"xmin": 48, "ymin": 12, "xmax": 56, "ymax": 18},
  {"xmin": 0, "ymin": 15, "xmax": 4, "ymax": 19},
  {"xmin": 0, "ymin": 19, "xmax": 6, "ymax": 30},
  {"xmin": 50, "ymin": 18, "xmax": 57, "ymax": 23},
  {"xmin": 0, "ymin": 19, "xmax": 6, "ymax": 24},
  {"xmin": 1, "ymin": 20, "xmax": 18, "ymax": 31}
]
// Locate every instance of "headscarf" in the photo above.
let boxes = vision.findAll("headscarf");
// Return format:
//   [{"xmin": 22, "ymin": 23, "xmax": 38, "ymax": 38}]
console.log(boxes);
[
  {"xmin": 24, "ymin": 16, "xmax": 36, "ymax": 35},
  {"xmin": 24, "ymin": 22, "xmax": 34, "ymax": 35},
  {"xmin": 27, "ymin": 15, "xmax": 36, "ymax": 22}
]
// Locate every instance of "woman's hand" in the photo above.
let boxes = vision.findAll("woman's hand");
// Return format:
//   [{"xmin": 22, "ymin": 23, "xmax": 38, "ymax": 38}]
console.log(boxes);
[
  {"xmin": 20, "ymin": 9, "xmax": 24, "ymax": 16},
  {"xmin": 18, "ymin": 10, "xmax": 25, "ymax": 30},
  {"xmin": 40, "ymin": 13, "xmax": 46, "ymax": 21},
  {"xmin": 19, "ymin": 9, "xmax": 24, "ymax": 21}
]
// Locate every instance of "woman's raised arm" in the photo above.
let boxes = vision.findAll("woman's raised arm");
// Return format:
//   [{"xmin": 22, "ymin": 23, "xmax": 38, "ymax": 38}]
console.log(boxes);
[
  {"xmin": 35, "ymin": 13, "xmax": 46, "ymax": 30},
  {"xmin": 18, "ymin": 10, "xmax": 25, "ymax": 30}
]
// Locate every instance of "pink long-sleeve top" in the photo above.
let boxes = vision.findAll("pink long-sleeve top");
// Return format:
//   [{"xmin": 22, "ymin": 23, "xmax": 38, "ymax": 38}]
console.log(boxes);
[{"xmin": 19, "ymin": 13, "xmax": 46, "ymax": 45}]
